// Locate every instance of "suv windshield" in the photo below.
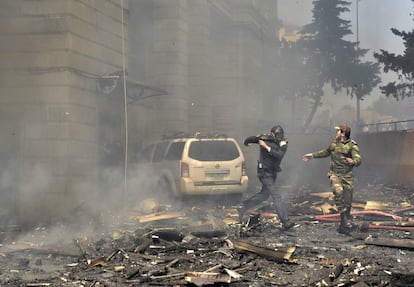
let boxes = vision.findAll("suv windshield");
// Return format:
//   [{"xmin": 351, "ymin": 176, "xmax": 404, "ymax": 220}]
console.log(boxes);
[{"xmin": 188, "ymin": 141, "xmax": 240, "ymax": 161}]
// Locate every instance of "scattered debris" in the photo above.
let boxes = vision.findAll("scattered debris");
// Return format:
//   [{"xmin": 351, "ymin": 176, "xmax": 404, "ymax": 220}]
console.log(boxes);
[{"xmin": 0, "ymin": 184, "xmax": 412, "ymax": 286}]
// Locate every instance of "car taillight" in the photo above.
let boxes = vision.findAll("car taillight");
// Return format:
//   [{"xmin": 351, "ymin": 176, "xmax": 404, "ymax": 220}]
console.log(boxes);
[
  {"xmin": 181, "ymin": 162, "xmax": 189, "ymax": 178},
  {"xmin": 241, "ymin": 161, "xmax": 246, "ymax": 176}
]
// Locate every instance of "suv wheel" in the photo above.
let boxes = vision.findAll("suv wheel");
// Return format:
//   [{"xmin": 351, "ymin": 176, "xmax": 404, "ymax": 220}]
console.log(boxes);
[{"xmin": 155, "ymin": 177, "xmax": 176, "ymax": 203}]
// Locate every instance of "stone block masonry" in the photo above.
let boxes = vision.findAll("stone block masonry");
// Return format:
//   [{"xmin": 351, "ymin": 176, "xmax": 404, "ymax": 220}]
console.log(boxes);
[{"xmin": 0, "ymin": 0, "xmax": 127, "ymax": 224}]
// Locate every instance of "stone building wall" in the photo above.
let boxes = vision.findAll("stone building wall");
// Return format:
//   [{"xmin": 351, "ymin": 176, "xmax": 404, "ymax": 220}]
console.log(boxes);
[
  {"xmin": 128, "ymin": 0, "xmax": 281, "ymax": 143},
  {"xmin": 0, "ymin": 0, "xmax": 126, "ymax": 223}
]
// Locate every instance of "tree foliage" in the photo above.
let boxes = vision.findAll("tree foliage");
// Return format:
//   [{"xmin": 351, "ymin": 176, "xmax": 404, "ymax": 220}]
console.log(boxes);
[
  {"xmin": 373, "ymin": 0, "xmax": 414, "ymax": 100},
  {"xmin": 293, "ymin": 0, "xmax": 380, "ymax": 129}
]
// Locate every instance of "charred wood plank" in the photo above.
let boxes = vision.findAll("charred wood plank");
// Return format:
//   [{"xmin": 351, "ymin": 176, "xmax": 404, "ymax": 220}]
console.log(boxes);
[
  {"xmin": 130, "ymin": 267, "xmax": 170, "ymax": 284},
  {"xmin": 152, "ymin": 230, "xmax": 184, "ymax": 242},
  {"xmin": 225, "ymin": 268, "xmax": 243, "ymax": 280},
  {"xmin": 364, "ymin": 201, "xmax": 391, "ymax": 210},
  {"xmin": 150, "ymin": 272, "xmax": 185, "ymax": 280},
  {"xmin": 204, "ymin": 264, "xmax": 222, "ymax": 272},
  {"xmin": 329, "ymin": 263, "xmax": 344, "ymax": 281},
  {"xmin": 3, "ymin": 247, "xmax": 81, "ymax": 258},
  {"xmin": 136, "ymin": 211, "xmax": 186, "ymax": 223},
  {"xmin": 90, "ymin": 257, "xmax": 108, "ymax": 267},
  {"xmin": 307, "ymin": 267, "xmax": 331, "ymax": 286},
  {"xmin": 391, "ymin": 268, "xmax": 414, "ymax": 287},
  {"xmin": 185, "ymin": 272, "xmax": 232, "ymax": 286},
  {"xmin": 134, "ymin": 238, "xmax": 151, "ymax": 253},
  {"xmin": 365, "ymin": 237, "xmax": 414, "ymax": 250},
  {"xmin": 105, "ymin": 249, "xmax": 120, "ymax": 261},
  {"xmin": 231, "ymin": 239, "xmax": 296, "ymax": 263},
  {"xmin": 166, "ymin": 258, "xmax": 180, "ymax": 268},
  {"xmin": 312, "ymin": 202, "xmax": 336, "ymax": 214},
  {"xmin": 126, "ymin": 267, "xmax": 141, "ymax": 280},
  {"xmin": 191, "ymin": 230, "xmax": 226, "ymax": 238},
  {"xmin": 353, "ymin": 281, "xmax": 370, "ymax": 287},
  {"xmin": 310, "ymin": 192, "xmax": 333, "ymax": 198},
  {"xmin": 393, "ymin": 205, "xmax": 414, "ymax": 215}
]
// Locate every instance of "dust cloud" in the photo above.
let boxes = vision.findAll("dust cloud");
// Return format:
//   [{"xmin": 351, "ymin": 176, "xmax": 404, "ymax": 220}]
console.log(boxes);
[{"xmin": 0, "ymin": 0, "xmax": 412, "ymax": 249}]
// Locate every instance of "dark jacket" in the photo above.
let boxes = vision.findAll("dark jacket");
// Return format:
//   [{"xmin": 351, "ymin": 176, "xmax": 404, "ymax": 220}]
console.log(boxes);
[{"xmin": 244, "ymin": 135, "xmax": 288, "ymax": 174}]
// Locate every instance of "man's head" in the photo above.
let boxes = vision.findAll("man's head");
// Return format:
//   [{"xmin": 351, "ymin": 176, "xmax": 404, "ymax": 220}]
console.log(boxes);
[
  {"xmin": 270, "ymin": 125, "xmax": 284, "ymax": 141},
  {"xmin": 335, "ymin": 124, "xmax": 351, "ymax": 139}
]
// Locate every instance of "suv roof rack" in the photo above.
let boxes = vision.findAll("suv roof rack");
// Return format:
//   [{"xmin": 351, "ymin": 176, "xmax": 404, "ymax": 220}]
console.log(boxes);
[
  {"xmin": 161, "ymin": 131, "xmax": 192, "ymax": 139},
  {"xmin": 161, "ymin": 132, "xmax": 229, "ymax": 140},
  {"xmin": 211, "ymin": 133, "xmax": 228, "ymax": 138}
]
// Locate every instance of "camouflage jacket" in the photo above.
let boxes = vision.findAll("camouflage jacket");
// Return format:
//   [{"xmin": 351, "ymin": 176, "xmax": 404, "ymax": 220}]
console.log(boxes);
[{"xmin": 312, "ymin": 138, "xmax": 361, "ymax": 174}]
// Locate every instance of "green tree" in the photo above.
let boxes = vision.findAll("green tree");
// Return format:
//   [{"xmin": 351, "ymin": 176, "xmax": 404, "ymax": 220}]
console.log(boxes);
[
  {"xmin": 373, "ymin": 0, "xmax": 414, "ymax": 100},
  {"xmin": 297, "ymin": 0, "xmax": 380, "ymax": 130}
]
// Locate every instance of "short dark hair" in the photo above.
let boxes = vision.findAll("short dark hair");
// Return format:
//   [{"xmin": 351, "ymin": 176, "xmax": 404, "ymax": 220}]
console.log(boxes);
[{"xmin": 336, "ymin": 124, "xmax": 351, "ymax": 139}]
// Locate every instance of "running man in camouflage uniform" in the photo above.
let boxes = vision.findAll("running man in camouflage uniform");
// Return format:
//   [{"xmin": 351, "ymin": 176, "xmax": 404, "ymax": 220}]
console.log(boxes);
[{"xmin": 302, "ymin": 124, "xmax": 361, "ymax": 234}]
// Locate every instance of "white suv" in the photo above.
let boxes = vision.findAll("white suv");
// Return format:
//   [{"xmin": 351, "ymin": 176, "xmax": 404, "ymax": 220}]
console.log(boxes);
[{"xmin": 137, "ymin": 133, "xmax": 248, "ymax": 199}]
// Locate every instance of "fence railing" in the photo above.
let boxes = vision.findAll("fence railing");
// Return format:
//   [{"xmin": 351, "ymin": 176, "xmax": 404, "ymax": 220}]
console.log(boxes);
[
  {"xmin": 359, "ymin": 119, "xmax": 414, "ymax": 133},
  {"xmin": 284, "ymin": 119, "xmax": 414, "ymax": 135}
]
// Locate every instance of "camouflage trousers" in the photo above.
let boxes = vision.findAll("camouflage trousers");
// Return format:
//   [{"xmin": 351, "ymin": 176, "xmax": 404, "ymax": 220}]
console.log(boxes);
[{"xmin": 328, "ymin": 171, "xmax": 353, "ymax": 213}]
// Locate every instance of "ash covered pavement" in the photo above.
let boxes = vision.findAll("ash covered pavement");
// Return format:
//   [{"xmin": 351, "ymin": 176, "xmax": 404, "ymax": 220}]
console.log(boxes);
[{"xmin": 0, "ymin": 184, "xmax": 413, "ymax": 287}]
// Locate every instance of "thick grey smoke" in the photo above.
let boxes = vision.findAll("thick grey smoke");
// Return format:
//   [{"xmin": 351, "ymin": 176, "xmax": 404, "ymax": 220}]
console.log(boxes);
[{"xmin": 1, "ymin": 0, "xmax": 412, "ymax": 251}]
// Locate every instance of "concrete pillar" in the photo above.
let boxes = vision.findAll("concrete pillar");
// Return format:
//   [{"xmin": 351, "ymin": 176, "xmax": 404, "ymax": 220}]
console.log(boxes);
[
  {"xmin": 187, "ymin": 0, "xmax": 211, "ymax": 134},
  {"xmin": 151, "ymin": 0, "xmax": 189, "ymax": 136}
]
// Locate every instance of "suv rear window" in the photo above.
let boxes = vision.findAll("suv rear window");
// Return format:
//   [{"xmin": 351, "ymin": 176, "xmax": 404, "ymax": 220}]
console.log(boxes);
[
  {"xmin": 188, "ymin": 141, "xmax": 240, "ymax": 161},
  {"xmin": 164, "ymin": 142, "xmax": 185, "ymax": 160}
]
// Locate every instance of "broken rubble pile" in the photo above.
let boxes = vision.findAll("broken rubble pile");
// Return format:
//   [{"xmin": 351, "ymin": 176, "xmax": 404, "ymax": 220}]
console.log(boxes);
[{"xmin": 0, "ymin": 184, "xmax": 413, "ymax": 287}]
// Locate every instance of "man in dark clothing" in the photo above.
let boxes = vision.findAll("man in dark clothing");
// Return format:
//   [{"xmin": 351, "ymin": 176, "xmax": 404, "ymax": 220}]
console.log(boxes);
[{"xmin": 237, "ymin": 125, "xmax": 294, "ymax": 231}]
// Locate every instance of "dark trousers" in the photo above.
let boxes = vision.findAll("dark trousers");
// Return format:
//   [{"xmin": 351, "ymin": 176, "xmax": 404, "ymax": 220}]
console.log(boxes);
[{"xmin": 242, "ymin": 173, "xmax": 289, "ymax": 224}]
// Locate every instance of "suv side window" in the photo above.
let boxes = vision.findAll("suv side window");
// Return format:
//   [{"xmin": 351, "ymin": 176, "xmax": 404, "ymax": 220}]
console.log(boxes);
[
  {"xmin": 152, "ymin": 141, "xmax": 169, "ymax": 163},
  {"xmin": 164, "ymin": 142, "xmax": 185, "ymax": 161},
  {"xmin": 137, "ymin": 144, "xmax": 155, "ymax": 163}
]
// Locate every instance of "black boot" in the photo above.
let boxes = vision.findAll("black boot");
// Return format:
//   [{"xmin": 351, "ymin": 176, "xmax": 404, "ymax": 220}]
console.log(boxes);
[
  {"xmin": 236, "ymin": 205, "xmax": 246, "ymax": 223},
  {"xmin": 345, "ymin": 207, "xmax": 353, "ymax": 220},
  {"xmin": 281, "ymin": 220, "xmax": 295, "ymax": 231},
  {"xmin": 345, "ymin": 207, "xmax": 358, "ymax": 230},
  {"xmin": 338, "ymin": 212, "xmax": 355, "ymax": 235}
]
